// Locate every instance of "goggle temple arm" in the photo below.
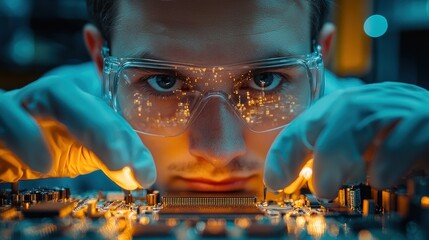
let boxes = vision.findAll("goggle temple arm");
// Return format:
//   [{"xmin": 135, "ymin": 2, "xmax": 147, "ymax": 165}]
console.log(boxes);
[{"xmin": 101, "ymin": 44, "xmax": 116, "ymax": 108}]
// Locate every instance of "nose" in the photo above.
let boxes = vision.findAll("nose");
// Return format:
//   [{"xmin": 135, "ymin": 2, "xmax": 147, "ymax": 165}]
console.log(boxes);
[{"xmin": 189, "ymin": 96, "xmax": 246, "ymax": 168}]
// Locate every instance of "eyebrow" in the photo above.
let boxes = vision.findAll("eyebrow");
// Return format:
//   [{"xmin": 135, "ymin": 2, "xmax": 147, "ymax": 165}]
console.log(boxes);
[
  {"xmin": 125, "ymin": 50, "xmax": 169, "ymax": 61},
  {"xmin": 265, "ymin": 49, "xmax": 300, "ymax": 59}
]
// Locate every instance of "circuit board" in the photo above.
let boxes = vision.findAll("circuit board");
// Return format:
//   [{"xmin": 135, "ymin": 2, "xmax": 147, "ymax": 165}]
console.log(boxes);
[{"xmin": 1, "ymin": 177, "xmax": 429, "ymax": 239}]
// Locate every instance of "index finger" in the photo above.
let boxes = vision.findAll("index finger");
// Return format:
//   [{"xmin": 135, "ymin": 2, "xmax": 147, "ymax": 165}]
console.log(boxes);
[
  {"xmin": 263, "ymin": 114, "xmax": 316, "ymax": 191},
  {"xmin": 263, "ymin": 90, "xmax": 353, "ymax": 192},
  {"xmin": 16, "ymin": 76, "xmax": 156, "ymax": 189}
]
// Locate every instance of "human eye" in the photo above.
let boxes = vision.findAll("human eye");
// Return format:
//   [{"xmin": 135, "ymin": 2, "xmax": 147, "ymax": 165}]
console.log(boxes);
[
  {"xmin": 146, "ymin": 74, "xmax": 183, "ymax": 93},
  {"xmin": 248, "ymin": 72, "xmax": 285, "ymax": 91},
  {"xmin": 123, "ymin": 67, "xmax": 185, "ymax": 96}
]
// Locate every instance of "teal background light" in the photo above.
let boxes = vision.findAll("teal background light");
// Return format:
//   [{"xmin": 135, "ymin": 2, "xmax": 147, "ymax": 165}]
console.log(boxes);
[{"xmin": 364, "ymin": 14, "xmax": 388, "ymax": 38}]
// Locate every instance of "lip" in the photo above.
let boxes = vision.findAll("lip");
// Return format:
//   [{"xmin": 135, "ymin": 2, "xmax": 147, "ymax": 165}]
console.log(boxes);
[{"xmin": 177, "ymin": 176, "xmax": 255, "ymax": 192}]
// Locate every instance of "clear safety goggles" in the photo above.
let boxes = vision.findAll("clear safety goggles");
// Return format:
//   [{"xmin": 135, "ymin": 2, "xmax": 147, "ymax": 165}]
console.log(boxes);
[{"xmin": 102, "ymin": 46, "xmax": 324, "ymax": 137}]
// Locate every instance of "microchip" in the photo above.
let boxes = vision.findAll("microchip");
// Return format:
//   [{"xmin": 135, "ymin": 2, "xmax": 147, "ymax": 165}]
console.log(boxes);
[
  {"xmin": 305, "ymin": 194, "xmax": 321, "ymax": 208},
  {"xmin": 162, "ymin": 192, "xmax": 257, "ymax": 207},
  {"xmin": 22, "ymin": 201, "xmax": 76, "ymax": 218},
  {"xmin": 159, "ymin": 192, "xmax": 262, "ymax": 219}
]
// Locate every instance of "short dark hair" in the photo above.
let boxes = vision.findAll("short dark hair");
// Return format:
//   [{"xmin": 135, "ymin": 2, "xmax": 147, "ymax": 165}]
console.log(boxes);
[{"xmin": 87, "ymin": 0, "xmax": 331, "ymax": 43}]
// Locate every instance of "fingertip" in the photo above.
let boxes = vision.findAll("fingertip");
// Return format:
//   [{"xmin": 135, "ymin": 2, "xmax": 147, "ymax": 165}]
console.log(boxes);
[
  {"xmin": 263, "ymin": 170, "xmax": 289, "ymax": 192},
  {"xmin": 133, "ymin": 148, "xmax": 157, "ymax": 188},
  {"xmin": 108, "ymin": 166, "xmax": 140, "ymax": 190},
  {"xmin": 311, "ymin": 168, "xmax": 342, "ymax": 200},
  {"xmin": 312, "ymin": 187, "xmax": 338, "ymax": 200},
  {"xmin": 368, "ymin": 157, "xmax": 397, "ymax": 190},
  {"xmin": 0, "ymin": 104, "xmax": 53, "ymax": 174},
  {"xmin": 135, "ymin": 166, "xmax": 157, "ymax": 189},
  {"xmin": 367, "ymin": 170, "xmax": 392, "ymax": 190},
  {"xmin": 16, "ymin": 136, "xmax": 53, "ymax": 174},
  {"xmin": 264, "ymin": 150, "xmax": 295, "ymax": 191}
]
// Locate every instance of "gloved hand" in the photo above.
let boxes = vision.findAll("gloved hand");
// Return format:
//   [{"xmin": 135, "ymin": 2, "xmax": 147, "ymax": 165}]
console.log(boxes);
[
  {"xmin": 0, "ymin": 74, "xmax": 156, "ymax": 190},
  {"xmin": 264, "ymin": 82, "xmax": 429, "ymax": 199}
]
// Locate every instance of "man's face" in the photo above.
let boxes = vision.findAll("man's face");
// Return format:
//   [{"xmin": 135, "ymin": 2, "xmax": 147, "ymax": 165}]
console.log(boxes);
[{"xmin": 111, "ymin": 0, "xmax": 311, "ymax": 196}]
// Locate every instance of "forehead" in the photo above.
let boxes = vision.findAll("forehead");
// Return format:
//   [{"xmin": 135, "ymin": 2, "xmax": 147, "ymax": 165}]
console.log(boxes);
[{"xmin": 111, "ymin": 0, "xmax": 311, "ymax": 64}]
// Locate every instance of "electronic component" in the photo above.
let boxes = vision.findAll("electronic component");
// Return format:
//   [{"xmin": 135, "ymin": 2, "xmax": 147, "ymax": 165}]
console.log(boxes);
[
  {"xmin": 22, "ymin": 201, "xmax": 76, "ymax": 218},
  {"xmin": 0, "ymin": 177, "xmax": 428, "ymax": 239},
  {"xmin": 161, "ymin": 192, "xmax": 256, "ymax": 207},
  {"xmin": 159, "ymin": 192, "xmax": 261, "ymax": 219}
]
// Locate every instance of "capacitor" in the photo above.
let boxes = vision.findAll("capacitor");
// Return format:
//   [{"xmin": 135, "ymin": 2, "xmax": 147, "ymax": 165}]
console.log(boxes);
[
  {"xmin": 0, "ymin": 189, "xmax": 5, "ymax": 206},
  {"xmin": 153, "ymin": 190, "xmax": 160, "ymax": 204},
  {"xmin": 19, "ymin": 193, "xmax": 25, "ymax": 203},
  {"xmin": 362, "ymin": 199, "xmax": 375, "ymax": 216},
  {"xmin": 65, "ymin": 188, "xmax": 71, "ymax": 199},
  {"xmin": 338, "ymin": 188, "xmax": 346, "ymax": 207},
  {"xmin": 35, "ymin": 191, "xmax": 43, "ymax": 202},
  {"xmin": 349, "ymin": 185, "xmax": 361, "ymax": 210},
  {"xmin": 382, "ymin": 190, "xmax": 397, "ymax": 213},
  {"xmin": 86, "ymin": 199, "xmax": 97, "ymax": 216},
  {"xmin": 371, "ymin": 188, "xmax": 382, "ymax": 210},
  {"xmin": 345, "ymin": 186, "xmax": 351, "ymax": 208},
  {"xmin": 396, "ymin": 192, "xmax": 409, "ymax": 218},
  {"xmin": 47, "ymin": 192, "xmax": 54, "ymax": 201},
  {"xmin": 23, "ymin": 193, "xmax": 32, "ymax": 203},
  {"xmin": 59, "ymin": 188, "xmax": 66, "ymax": 200},
  {"xmin": 42, "ymin": 192, "xmax": 49, "ymax": 202},
  {"xmin": 124, "ymin": 193, "xmax": 134, "ymax": 204},
  {"xmin": 147, "ymin": 194, "xmax": 156, "ymax": 206},
  {"xmin": 31, "ymin": 193, "xmax": 37, "ymax": 203},
  {"xmin": 52, "ymin": 191, "xmax": 59, "ymax": 201},
  {"xmin": 11, "ymin": 194, "xmax": 20, "ymax": 206}
]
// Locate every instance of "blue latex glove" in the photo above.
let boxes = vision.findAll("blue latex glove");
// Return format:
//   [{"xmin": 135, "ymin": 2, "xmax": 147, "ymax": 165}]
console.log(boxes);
[
  {"xmin": 0, "ymin": 74, "xmax": 156, "ymax": 190},
  {"xmin": 264, "ymin": 82, "xmax": 429, "ymax": 198}
]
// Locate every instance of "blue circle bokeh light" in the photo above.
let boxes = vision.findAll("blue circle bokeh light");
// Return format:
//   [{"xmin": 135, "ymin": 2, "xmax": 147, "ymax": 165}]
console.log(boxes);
[{"xmin": 364, "ymin": 14, "xmax": 388, "ymax": 38}]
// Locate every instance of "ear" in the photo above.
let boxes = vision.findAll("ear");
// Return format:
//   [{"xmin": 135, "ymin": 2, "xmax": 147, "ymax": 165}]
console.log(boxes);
[
  {"xmin": 83, "ymin": 24, "xmax": 104, "ymax": 77},
  {"xmin": 317, "ymin": 22, "xmax": 336, "ymax": 64}
]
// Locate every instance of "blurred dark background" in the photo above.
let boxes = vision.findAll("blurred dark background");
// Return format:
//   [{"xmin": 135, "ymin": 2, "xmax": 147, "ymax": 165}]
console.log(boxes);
[
  {"xmin": 0, "ymin": 0, "xmax": 89, "ymax": 90},
  {"xmin": 0, "ymin": 0, "xmax": 429, "ymax": 90}
]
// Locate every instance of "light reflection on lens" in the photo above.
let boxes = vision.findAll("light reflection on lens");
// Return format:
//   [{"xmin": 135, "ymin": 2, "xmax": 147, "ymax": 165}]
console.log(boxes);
[{"xmin": 115, "ymin": 61, "xmax": 315, "ymax": 136}]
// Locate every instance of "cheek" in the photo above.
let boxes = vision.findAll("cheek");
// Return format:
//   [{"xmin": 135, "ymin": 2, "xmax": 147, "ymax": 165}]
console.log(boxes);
[
  {"xmin": 138, "ymin": 134, "xmax": 190, "ymax": 177},
  {"xmin": 244, "ymin": 129, "xmax": 281, "ymax": 159},
  {"xmin": 140, "ymin": 129, "xmax": 281, "ymax": 166}
]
